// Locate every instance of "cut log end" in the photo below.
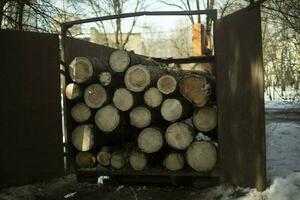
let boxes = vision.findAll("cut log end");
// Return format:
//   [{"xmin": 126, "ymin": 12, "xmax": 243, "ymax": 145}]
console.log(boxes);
[
  {"xmin": 95, "ymin": 105, "xmax": 120, "ymax": 133},
  {"xmin": 129, "ymin": 151, "xmax": 147, "ymax": 171},
  {"xmin": 144, "ymin": 87, "xmax": 163, "ymax": 108},
  {"xmin": 71, "ymin": 124, "xmax": 94, "ymax": 151},
  {"xmin": 161, "ymin": 99, "xmax": 183, "ymax": 122},
  {"xmin": 98, "ymin": 72, "xmax": 112, "ymax": 86},
  {"xmin": 75, "ymin": 152, "xmax": 96, "ymax": 168},
  {"xmin": 125, "ymin": 64, "xmax": 150, "ymax": 92},
  {"xmin": 97, "ymin": 147, "xmax": 111, "ymax": 166},
  {"xmin": 65, "ymin": 83, "xmax": 82, "ymax": 100},
  {"xmin": 138, "ymin": 127, "xmax": 163, "ymax": 153},
  {"xmin": 185, "ymin": 141, "xmax": 217, "ymax": 172},
  {"xmin": 113, "ymin": 88, "xmax": 134, "ymax": 111},
  {"xmin": 164, "ymin": 153, "xmax": 185, "ymax": 171},
  {"xmin": 109, "ymin": 50, "xmax": 130, "ymax": 72},
  {"xmin": 110, "ymin": 152, "xmax": 126, "ymax": 169},
  {"xmin": 193, "ymin": 106, "xmax": 217, "ymax": 132},
  {"xmin": 157, "ymin": 75, "xmax": 177, "ymax": 95},
  {"xmin": 84, "ymin": 84, "xmax": 108, "ymax": 109},
  {"xmin": 130, "ymin": 107, "xmax": 152, "ymax": 128},
  {"xmin": 165, "ymin": 122, "xmax": 194, "ymax": 150},
  {"xmin": 71, "ymin": 103, "xmax": 91, "ymax": 123},
  {"xmin": 69, "ymin": 57, "xmax": 93, "ymax": 83}
]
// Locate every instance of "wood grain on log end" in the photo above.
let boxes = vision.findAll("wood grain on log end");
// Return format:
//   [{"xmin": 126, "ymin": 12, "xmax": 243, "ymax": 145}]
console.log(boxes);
[
  {"xmin": 71, "ymin": 124, "xmax": 94, "ymax": 151},
  {"xmin": 110, "ymin": 152, "xmax": 126, "ymax": 169},
  {"xmin": 98, "ymin": 72, "xmax": 112, "ymax": 86},
  {"xmin": 144, "ymin": 87, "xmax": 163, "ymax": 108},
  {"xmin": 165, "ymin": 122, "xmax": 194, "ymax": 150},
  {"xmin": 65, "ymin": 83, "xmax": 82, "ymax": 100},
  {"xmin": 95, "ymin": 105, "xmax": 120, "ymax": 133},
  {"xmin": 130, "ymin": 107, "xmax": 152, "ymax": 128},
  {"xmin": 69, "ymin": 57, "xmax": 93, "ymax": 83},
  {"xmin": 84, "ymin": 84, "xmax": 108, "ymax": 109},
  {"xmin": 97, "ymin": 146, "xmax": 111, "ymax": 166},
  {"xmin": 193, "ymin": 106, "xmax": 217, "ymax": 132},
  {"xmin": 113, "ymin": 88, "xmax": 134, "ymax": 111},
  {"xmin": 185, "ymin": 141, "xmax": 217, "ymax": 172},
  {"xmin": 125, "ymin": 64, "xmax": 150, "ymax": 92},
  {"xmin": 157, "ymin": 74, "xmax": 177, "ymax": 95},
  {"xmin": 109, "ymin": 50, "xmax": 130, "ymax": 72},
  {"xmin": 163, "ymin": 153, "xmax": 185, "ymax": 171},
  {"xmin": 76, "ymin": 151, "xmax": 96, "ymax": 168},
  {"xmin": 161, "ymin": 99, "xmax": 183, "ymax": 122},
  {"xmin": 138, "ymin": 127, "xmax": 163, "ymax": 153},
  {"xmin": 129, "ymin": 150, "xmax": 147, "ymax": 171},
  {"xmin": 71, "ymin": 103, "xmax": 91, "ymax": 123}
]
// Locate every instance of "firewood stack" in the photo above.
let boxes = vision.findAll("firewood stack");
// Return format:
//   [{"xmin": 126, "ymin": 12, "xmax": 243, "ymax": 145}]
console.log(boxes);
[{"xmin": 66, "ymin": 49, "xmax": 218, "ymax": 173}]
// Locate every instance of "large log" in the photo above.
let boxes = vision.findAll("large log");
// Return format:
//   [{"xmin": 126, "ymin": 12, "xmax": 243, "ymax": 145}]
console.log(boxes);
[
  {"xmin": 129, "ymin": 150, "xmax": 148, "ymax": 171},
  {"xmin": 163, "ymin": 152, "xmax": 185, "ymax": 171},
  {"xmin": 157, "ymin": 74, "xmax": 177, "ymax": 95},
  {"xmin": 71, "ymin": 124, "xmax": 95, "ymax": 151},
  {"xmin": 129, "ymin": 106, "xmax": 152, "ymax": 128},
  {"xmin": 113, "ymin": 88, "xmax": 136, "ymax": 111},
  {"xmin": 143, "ymin": 87, "xmax": 163, "ymax": 108},
  {"xmin": 65, "ymin": 83, "xmax": 82, "ymax": 100},
  {"xmin": 95, "ymin": 105, "xmax": 120, "ymax": 133},
  {"xmin": 75, "ymin": 151, "xmax": 96, "ymax": 168},
  {"xmin": 138, "ymin": 127, "xmax": 163, "ymax": 153},
  {"xmin": 110, "ymin": 151, "xmax": 126, "ymax": 169},
  {"xmin": 165, "ymin": 122, "xmax": 194, "ymax": 150},
  {"xmin": 70, "ymin": 103, "xmax": 91, "ymax": 123},
  {"xmin": 97, "ymin": 146, "xmax": 111, "ymax": 166},
  {"xmin": 160, "ymin": 98, "xmax": 192, "ymax": 122},
  {"xmin": 84, "ymin": 83, "xmax": 108, "ymax": 109},
  {"xmin": 193, "ymin": 106, "xmax": 217, "ymax": 132},
  {"xmin": 185, "ymin": 141, "xmax": 217, "ymax": 172}
]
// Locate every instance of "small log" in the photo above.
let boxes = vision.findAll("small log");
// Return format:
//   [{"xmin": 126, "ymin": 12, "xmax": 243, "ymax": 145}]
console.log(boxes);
[
  {"xmin": 109, "ymin": 50, "xmax": 131, "ymax": 72},
  {"xmin": 129, "ymin": 106, "xmax": 152, "ymax": 128},
  {"xmin": 185, "ymin": 141, "xmax": 217, "ymax": 172},
  {"xmin": 84, "ymin": 83, "xmax": 108, "ymax": 109},
  {"xmin": 157, "ymin": 74, "xmax": 177, "ymax": 95},
  {"xmin": 129, "ymin": 150, "xmax": 148, "ymax": 171},
  {"xmin": 65, "ymin": 83, "xmax": 82, "ymax": 100},
  {"xmin": 98, "ymin": 71, "xmax": 112, "ymax": 86},
  {"xmin": 193, "ymin": 106, "xmax": 217, "ymax": 132},
  {"xmin": 138, "ymin": 127, "xmax": 163, "ymax": 153},
  {"xmin": 70, "ymin": 103, "xmax": 91, "ymax": 123},
  {"xmin": 179, "ymin": 74, "xmax": 211, "ymax": 107},
  {"xmin": 97, "ymin": 146, "xmax": 111, "ymax": 166},
  {"xmin": 143, "ymin": 87, "xmax": 163, "ymax": 108},
  {"xmin": 71, "ymin": 124, "xmax": 95, "ymax": 151},
  {"xmin": 165, "ymin": 122, "xmax": 194, "ymax": 150},
  {"xmin": 163, "ymin": 152, "xmax": 185, "ymax": 171},
  {"xmin": 95, "ymin": 105, "xmax": 120, "ymax": 133},
  {"xmin": 75, "ymin": 151, "xmax": 96, "ymax": 168},
  {"xmin": 110, "ymin": 151, "xmax": 126, "ymax": 169},
  {"xmin": 161, "ymin": 98, "xmax": 192, "ymax": 122},
  {"xmin": 113, "ymin": 88, "xmax": 135, "ymax": 111}
]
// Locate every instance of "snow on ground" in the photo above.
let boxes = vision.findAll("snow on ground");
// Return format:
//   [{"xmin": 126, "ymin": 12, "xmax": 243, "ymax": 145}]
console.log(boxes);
[{"xmin": 265, "ymin": 100, "xmax": 300, "ymax": 109}]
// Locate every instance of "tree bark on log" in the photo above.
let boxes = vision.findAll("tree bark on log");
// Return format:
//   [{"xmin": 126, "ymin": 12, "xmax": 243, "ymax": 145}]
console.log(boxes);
[
  {"xmin": 157, "ymin": 74, "xmax": 178, "ymax": 95},
  {"xmin": 129, "ymin": 106, "xmax": 153, "ymax": 128},
  {"xmin": 95, "ymin": 105, "xmax": 120, "ymax": 133},
  {"xmin": 70, "ymin": 103, "xmax": 91, "ymax": 123},
  {"xmin": 165, "ymin": 122, "xmax": 195, "ymax": 150},
  {"xmin": 84, "ymin": 83, "xmax": 109, "ymax": 109},
  {"xmin": 138, "ymin": 127, "xmax": 163, "ymax": 153},
  {"xmin": 75, "ymin": 152, "xmax": 96, "ymax": 168},
  {"xmin": 161, "ymin": 98, "xmax": 192, "ymax": 122},
  {"xmin": 193, "ymin": 106, "xmax": 217, "ymax": 132},
  {"xmin": 110, "ymin": 151, "xmax": 126, "ymax": 169},
  {"xmin": 71, "ymin": 124, "xmax": 95, "ymax": 151},
  {"xmin": 97, "ymin": 146, "xmax": 112, "ymax": 166},
  {"xmin": 163, "ymin": 152, "xmax": 185, "ymax": 171},
  {"xmin": 185, "ymin": 141, "xmax": 217, "ymax": 172},
  {"xmin": 65, "ymin": 83, "xmax": 82, "ymax": 100},
  {"xmin": 143, "ymin": 87, "xmax": 163, "ymax": 108},
  {"xmin": 129, "ymin": 150, "xmax": 148, "ymax": 171}
]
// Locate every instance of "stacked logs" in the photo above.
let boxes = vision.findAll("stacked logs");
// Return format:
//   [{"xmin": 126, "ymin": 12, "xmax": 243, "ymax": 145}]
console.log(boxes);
[{"xmin": 66, "ymin": 49, "xmax": 217, "ymax": 173}]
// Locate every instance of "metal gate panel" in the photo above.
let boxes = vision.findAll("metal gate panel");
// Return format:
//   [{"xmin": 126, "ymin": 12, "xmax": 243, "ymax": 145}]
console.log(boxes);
[
  {"xmin": 215, "ymin": 6, "xmax": 266, "ymax": 190},
  {"xmin": 0, "ymin": 30, "xmax": 64, "ymax": 187}
]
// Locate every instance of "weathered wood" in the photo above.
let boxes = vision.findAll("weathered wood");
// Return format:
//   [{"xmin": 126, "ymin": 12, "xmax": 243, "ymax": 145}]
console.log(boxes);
[
  {"xmin": 110, "ymin": 151, "xmax": 126, "ymax": 169},
  {"xmin": 98, "ymin": 71, "xmax": 112, "ymax": 86},
  {"xmin": 144, "ymin": 87, "xmax": 163, "ymax": 108},
  {"xmin": 71, "ymin": 124, "xmax": 95, "ymax": 151},
  {"xmin": 130, "ymin": 106, "xmax": 152, "ymax": 128},
  {"xmin": 129, "ymin": 150, "xmax": 148, "ymax": 171},
  {"xmin": 193, "ymin": 106, "xmax": 217, "ymax": 132},
  {"xmin": 84, "ymin": 83, "xmax": 108, "ymax": 109},
  {"xmin": 97, "ymin": 146, "xmax": 111, "ymax": 166},
  {"xmin": 109, "ymin": 50, "xmax": 131, "ymax": 72},
  {"xmin": 179, "ymin": 74, "xmax": 211, "ymax": 108},
  {"xmin": 157, "ymin": 74, "xmax": 177, "ymax": 95},
  {"xmin": 113, "ymin": 88, "xmax": 135, "ymax": 111},
  {"xmin": 70, "ymin": 103, "xmax": 91, "ymax": 123},
  {"xmin": 185, "ymin": 141, "xmax": 217, "ymax": 172},
  {"xmin": 165, "ymin": 122, "xmax": 194, "ymax": 150},
  {"xmin": 65, "ymin": 83, "xmax": 82, "ymax": 100},
  {"xmin": 75, "ymin": 152, "xmax": 96, "ymax": 168},
  {"xmin": 95, "ymin": 105, "xmax": 120, "ymax": 133},
  {"xmin": 163, "ymin": 152, "xmax": 185, "ymax": 171},
  {"xmin": 138, "ymin": 127, "xmax": 163, "ymax": 153},
  {"xmin": 161, "ymin": 98, "xmax": 192, "ymax": 122}
]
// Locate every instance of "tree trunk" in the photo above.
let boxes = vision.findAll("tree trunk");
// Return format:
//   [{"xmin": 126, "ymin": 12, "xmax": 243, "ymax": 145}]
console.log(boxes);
[
  {"xmin": 185, "ymin": 141, "xmax": 217, "ymax": 172},
  {"xmin": 70, "ymin": 103, "xmax": 91, "ymax": 123},
  {"xmin": 143, "ymin": 87, "xmax": 163, "ymax": 108},
  {"xmin": 129, "ymin": 150, "xmax": 148, "ymax": 171},
  {"xmin": 138, "ymin": 127, "xmax": 163, "ymax": 153},
  {"xmin": 129, "ymin": 106, "xmax": 154, "ymax": 128},
  {"xmin": 71, "ymin": 124, "xmax": 95, "ymax": 152},
  {"xmin": 160, "ymin": 98, "xmax": 192, "ymax": 122},
  {"xmin": 157, "ymin": 74, "xmax": 177, "ymax": 95},
  {"xmin": 95, "ymin": 105, "xmax": 120, "ymax": 133},
  {"xmin": 75, "ymin": 152, "xmax": 96, "ymax": 168},
  {"xmin": 65, "ymin": 83, "xmax": 82, "ymax": 100},
  {"xmin": 110, "ymin": 151, "xmax": 126, "ymax": 169},
  {"xmin": 97, "ymin": 146, "xmax": 112, "ymax": 166},
  {"xmin": 165, "ymin": 122, "xmax": 195, "ymax": 150},
  {"xmin": 193, "ymin": 106, "xmax": 217, "ymax": 132},
  {"xmin": 84, "ymin": 83, "xmax": 108, "ymax": 109},
  {"xmin": 163, "ymin": 152, "xmax": 185, "ymax": 171}
]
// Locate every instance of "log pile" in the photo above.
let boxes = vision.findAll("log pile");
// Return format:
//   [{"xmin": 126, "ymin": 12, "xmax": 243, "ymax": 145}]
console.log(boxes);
[{"xmin": 66, "ymin": 50, "xmax": 218, "ymax": 172}]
